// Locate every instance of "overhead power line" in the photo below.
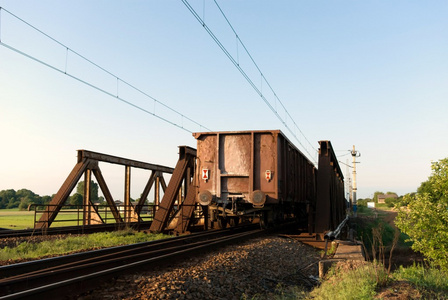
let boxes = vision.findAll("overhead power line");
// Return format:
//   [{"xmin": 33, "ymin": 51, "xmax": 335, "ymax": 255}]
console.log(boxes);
[
  {"xmin": 0, "ymin": 7, "xmax": 211, "ymax": 133},
  {"xmin": 181, "ymin": 0, "xmax": 318, "ymax": 164}
]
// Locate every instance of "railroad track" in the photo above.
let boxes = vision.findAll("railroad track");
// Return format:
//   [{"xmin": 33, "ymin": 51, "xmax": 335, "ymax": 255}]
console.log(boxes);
[{"xmin": 0, "ymin": 224, "xmax": 262, "ymax": 300}]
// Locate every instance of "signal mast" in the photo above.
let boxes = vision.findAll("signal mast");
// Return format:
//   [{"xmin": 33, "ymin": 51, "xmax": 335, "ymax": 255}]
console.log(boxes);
[{"xmin": 351, "ymin": 145, "xmax": 361, "ymax": 216}]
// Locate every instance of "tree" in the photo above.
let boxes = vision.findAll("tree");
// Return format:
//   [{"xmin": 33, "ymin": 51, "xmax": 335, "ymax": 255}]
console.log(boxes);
[
  {"xmin": 386, "ymin": 191, "xmax": 398, "ymax": 197},
  {"xmin": 0, "ymin": 194, "xmax": 6, "ymax": 209},
  {"xmin": 69, "ymin": 193, "xmax": 83, "ymax": 207},
  {"xmin": 0, "ymin": 189, "xmax": 55, "ymax": 209},
  {"xmin": 16, "ymin": 189, "xmax": 40, "ymax": 210},
  {"xmin": 373, "ymin": 191, "xmax": 385, "ymax": 203},
  {"xmin": 98, "ymin": 196, "xmax": 106, "ymax": 205},
  {"xmin": 41, "ymin": 195, "xmax": 53, "ymax": 205},
  {"xmin": 18, "ymin": 196, "xmax": 33, "ymax": 210},
  {"xmin": 75, "ymin": 180, "xmax": 100, "ymax": 203},
  {"xmin": 395, "ymin": 158, "xmax": 448, "ymax": 271},
  {"xmin": 0, "ymin": 189, "xmax": 18, "ymax": 209}
]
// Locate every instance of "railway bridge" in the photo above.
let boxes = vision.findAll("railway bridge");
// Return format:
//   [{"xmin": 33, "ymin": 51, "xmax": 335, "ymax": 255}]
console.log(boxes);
[{"xmin": 31, "ymin": 131, "xmax": 346, "ymax": 237}]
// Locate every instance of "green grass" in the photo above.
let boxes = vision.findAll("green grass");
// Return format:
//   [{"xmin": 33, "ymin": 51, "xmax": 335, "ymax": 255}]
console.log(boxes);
[
  {"xmin": 308, "ymin": 261, "xmax": 388, "ymax": 300},
  {"xmin": 394, "ymin": 264, "xmax": 448, "ymax": 298},
  {"xmin": 0, "ymin": 228, "xmax": 170, "ymax": 261},
  {"xmin": 356, "ymin": 217, "xmax": 411, "ymax": 252},
  {"xmin": 0, "ymin": 209, "xmax": 103, "ymax": 229},
  {"xmin": 375, "ymin": 203, "xmax": 395, "ymax": 210},
  {"xmin": 357, "ymin": 205, "xmax": 390, "ymax": 217},
  {"xmin": 0, "ymin": 209, "xmax": 35, "ymax": 229},
  {"xmin": 305, "ymin": 262, "xmax": 448, "ymax": 300},
  {"xmin": 355, "ymin": 206, "xmax": 412, "ymax": 251},
  {"xmin": 0, "ymin": 208, "xmax": 151, "ymax": 230}
]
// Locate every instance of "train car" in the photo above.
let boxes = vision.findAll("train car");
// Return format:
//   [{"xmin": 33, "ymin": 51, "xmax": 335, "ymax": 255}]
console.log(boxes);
[{"xmin": 193, "ymin": 130, "xmax": 317, "ymax": 228}]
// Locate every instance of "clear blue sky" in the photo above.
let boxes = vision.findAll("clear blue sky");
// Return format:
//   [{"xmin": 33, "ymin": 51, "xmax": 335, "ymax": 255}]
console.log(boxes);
[{"xmin": 0, "ymin": 1, "xmax": 447, "ymax": 200}]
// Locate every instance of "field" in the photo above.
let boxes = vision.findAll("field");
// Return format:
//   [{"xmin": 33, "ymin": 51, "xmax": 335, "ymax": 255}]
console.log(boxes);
[
  {"xmin": 0, "ymin": 209, "xmax": 124, "ymax": 230},
  {"xmin": 0, "ymin": 209, "xmax": 36, "ymax": 230}
]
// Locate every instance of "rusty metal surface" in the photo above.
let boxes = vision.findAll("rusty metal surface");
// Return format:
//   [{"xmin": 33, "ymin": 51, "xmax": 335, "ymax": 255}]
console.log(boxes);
[
  {"xmin": 194, "ymin": 130, "xmax": 281, "ymax": 205},
  {"xmin": 78, "ymin": 149, "xmax": 174, "ymax": 173},
  {"xmin": 124, "ymin": 166, "xmax": 131, "ymax": 222},
  {"xmin": 36, "ymin": 150, "xmax": 174, "ymax": 229},
  {"xmin": 171, "ymin": 178, "xmax": 198, "ymax": 234},
  {"xmin": 150, "ymin": 146, "xmax": 197, "ymax": 233},
  {"xmin": 193, "ymin": 130, "xmax": 316, "ymax": 220},
  {"xmin": 315, "ymin": 141, "xmax": 346, "ymax": 233}
]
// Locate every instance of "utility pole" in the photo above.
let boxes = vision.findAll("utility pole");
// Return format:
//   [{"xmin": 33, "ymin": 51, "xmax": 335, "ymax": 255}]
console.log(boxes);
[
  {"xmin": 346, "ymin": 159, "xmax": 352, "ymax": 206},
  {"xmin": 351, "ymin": 145, "xmax": 360, "ymax": 216}
]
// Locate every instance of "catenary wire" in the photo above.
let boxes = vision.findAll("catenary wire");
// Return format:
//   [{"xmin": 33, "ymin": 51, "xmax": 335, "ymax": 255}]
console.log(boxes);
[
  {"xmin": 0, "ymin": 7, "xmax": 211, "ymax": 133},
  {"xmin": 0, "ymin": 42, "xmax": 199, "ymax": 133},
  {"xmin": 182, "ymin": 0, "xmax": 318, "ymax": 164}
]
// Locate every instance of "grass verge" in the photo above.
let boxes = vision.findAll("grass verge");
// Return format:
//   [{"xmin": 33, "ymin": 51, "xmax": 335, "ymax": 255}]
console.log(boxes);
[
  {"xmin": 394, "ymin": 264, "xmax": 448, "ymax": 299},
  {"xmin": 273, "ymin": 261, "xmax": 448, "ymax": 300},
  {"xmin": 0, "ymin": 228, "xmax": 170, "ymax": 262},
  {"xmin": 309, "ymin": 261, "xmax": 387, "ymax": 300}
]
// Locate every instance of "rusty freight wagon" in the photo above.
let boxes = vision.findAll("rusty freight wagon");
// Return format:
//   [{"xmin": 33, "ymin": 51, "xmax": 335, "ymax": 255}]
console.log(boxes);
[{"xmin": 193, "ymin": 130, "xmax": 317, "ymax": 229}]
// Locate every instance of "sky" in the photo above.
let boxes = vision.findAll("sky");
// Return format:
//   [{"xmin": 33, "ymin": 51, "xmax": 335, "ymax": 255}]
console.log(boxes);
[{"xmin": 0, "ymin": 1, "xmax": 447, "ymax": 200}]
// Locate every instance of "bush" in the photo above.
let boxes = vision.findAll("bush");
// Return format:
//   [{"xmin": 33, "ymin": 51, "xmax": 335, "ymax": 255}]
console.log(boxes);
[
  {"xmin": 396, "ymin": 158, "xmax": 448, "ymax": 271},
  {"xmin": 384, "ymin": 197, "xmax": 398, "ymax": 208},
  {"xmin": 357, "ymin": 199, "xmax": 368, "ymax": 207}
]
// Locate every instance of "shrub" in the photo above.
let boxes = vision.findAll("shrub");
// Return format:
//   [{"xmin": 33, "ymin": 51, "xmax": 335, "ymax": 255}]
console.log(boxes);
[
  {"xmin": 384, "ymin": 197, "xmax": 398, "ymax": 208},
  {"xmin": 357, "ymin": 199, "xmax": 368, "ymax": 207},
  {"xmin": 396, "ymin": 158, "xmax": 448, "ymax": 271}
]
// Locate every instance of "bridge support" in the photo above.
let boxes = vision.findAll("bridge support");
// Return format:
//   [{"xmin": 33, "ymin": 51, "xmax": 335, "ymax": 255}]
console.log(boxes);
[
  {"xmin": 150, "ymin": 146, "xmax": 198, "ymax": 234},
  {"xmin": 35, "ymin": 150, "xmax": 174, "ymax": 229},
  {"xmin": 315, "ymin": 141, "xmax": 345, "ymax": 233}
]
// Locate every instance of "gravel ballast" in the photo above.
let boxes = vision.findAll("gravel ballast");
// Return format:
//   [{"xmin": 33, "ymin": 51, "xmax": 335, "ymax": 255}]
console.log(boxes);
[{"xmin": 79, "ymin": 235, "xmax": 321, "ymax": 300}]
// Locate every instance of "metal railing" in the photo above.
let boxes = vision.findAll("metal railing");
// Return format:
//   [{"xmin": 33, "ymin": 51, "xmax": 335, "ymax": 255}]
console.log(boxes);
[{"xmin": 32, "ymin": 203, "xmax": 157, "ymax": 228}]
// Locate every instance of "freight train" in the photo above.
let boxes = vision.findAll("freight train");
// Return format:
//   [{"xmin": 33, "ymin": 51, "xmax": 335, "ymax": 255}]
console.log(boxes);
[{"xmin": 193, "ymin": 130, "xmax": 346, "ymax": 232}]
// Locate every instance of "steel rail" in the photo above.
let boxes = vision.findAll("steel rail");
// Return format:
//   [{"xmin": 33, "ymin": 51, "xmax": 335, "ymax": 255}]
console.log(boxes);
[
  {"xmin": 0, "ymin": 224, "xmax": 262, "ymax": 299},
  {"xmin": 0, "ymin": 224, "xmax": 257, "ymax": 279}
]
